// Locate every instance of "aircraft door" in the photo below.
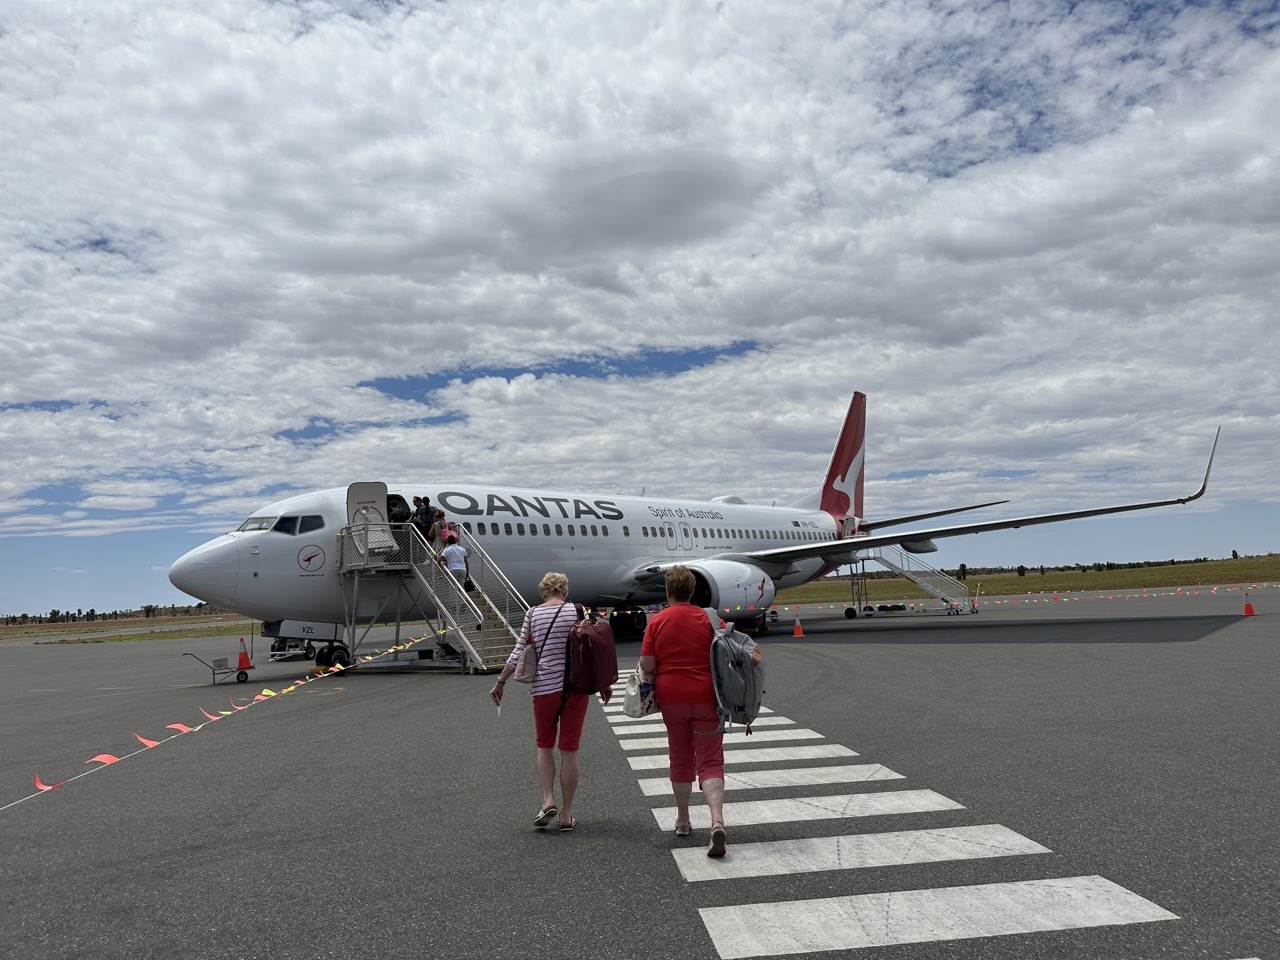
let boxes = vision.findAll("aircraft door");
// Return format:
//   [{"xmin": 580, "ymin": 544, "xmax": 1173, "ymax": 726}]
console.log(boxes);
[
  {"xmin": 678, "ymin": 522, "xmax": 694, "ymax": 550},
  {"xmin": 664, "ymin": 523, "xmax": 677, "ymax": 551},
  {"xmin": 346, "ymin": 482, "xmax": 389, "ymax": 557}
]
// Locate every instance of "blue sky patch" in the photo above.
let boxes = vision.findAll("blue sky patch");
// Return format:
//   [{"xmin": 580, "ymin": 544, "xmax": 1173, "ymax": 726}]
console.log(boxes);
[
  {"xmin": 981, "ymin": 469, "xmax": 1036, "ymax": 479},
  {"xmin": 883, "ymin": 469, "xmax": 944, "ymax": 480},
  {"xmin": 361, "ymin": 342, "xmax": 760, "ymax": 402}
]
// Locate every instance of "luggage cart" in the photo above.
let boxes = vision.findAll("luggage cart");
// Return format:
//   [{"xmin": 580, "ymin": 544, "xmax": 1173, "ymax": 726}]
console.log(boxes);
[{"xmin": 184, "ymin": 652, "xmax": 251, "ymax": 684}]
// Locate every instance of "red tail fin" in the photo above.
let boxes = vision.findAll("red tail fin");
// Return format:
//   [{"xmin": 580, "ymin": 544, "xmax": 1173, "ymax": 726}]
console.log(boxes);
[{"xmin": 820, "ymin": 391, "xmax": 865, "ymax": 526}]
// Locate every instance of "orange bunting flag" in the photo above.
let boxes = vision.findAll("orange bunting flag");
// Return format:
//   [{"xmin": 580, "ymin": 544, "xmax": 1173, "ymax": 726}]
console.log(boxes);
[
  {"xmin": 35, "ymin": 774, "xmax": 67, "ymax": 791},
  {"xmin": 87, "ymin": 754, "xmax": 120, "ymax": 765},
  {"xmin": 230, "ymin": 699, "xmax": 248, "ymax": 711},
  {"xmin": 166, "ymin": 723, "xmax": 194, "ymax": 733},
  {"xmin": 134, "ymin": 733, "xmax": 161, "ymax": 748},
  {"xmin": 200, "ymin": 708, "xmax": 221, "ymax": 721},
  {"xmin": 253, "ymin": 694, "xmax": 269, "ymax": 702}
]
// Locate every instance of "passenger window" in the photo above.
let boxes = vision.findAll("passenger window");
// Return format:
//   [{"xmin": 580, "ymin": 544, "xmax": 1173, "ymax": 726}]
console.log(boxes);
[
  {"xmin": 567, "ymin": 525, "xmax": 575, "ymax": 537},
  {"xmin": 529, "ymin": 524, "xmax": 537, "ymax": 537},
  {"xmin": 517, "ymin": 523, "xmax": 525, "ymax": 535},
  {"xmin": 504, "ymin": 523, "xmax": 513, "ymax": 535},
  {"xmin": 272, "ymin": 516, "xmax": 299, "ymax": 535},
  {"xmin": 555, "ymin": 523, "xmax": 563, "ymax": 536},
  {"xmin": 299, "ymin": 515, "xmax": 324, "ymax": 534},
  {"xmin": 463, "ymin": 522, "xmax": 473, "ymax": 533},
  {"xmin": 622, "ymin": 525, "xmax": 630, "ymax": 536},
  {"xmin": 601, "ymin": 526, "xmax": 608, "ymax": 537},
  {"xmin": 589, "ymin": 525, "xmax": 596, "ymax": 536},
  {"xmin": 478, "ymin": 522, "xmax": 487, "ymax": 535},
  {"xmin": 543, "ymin": 524, "xmax": 551, "ymax": 536}
]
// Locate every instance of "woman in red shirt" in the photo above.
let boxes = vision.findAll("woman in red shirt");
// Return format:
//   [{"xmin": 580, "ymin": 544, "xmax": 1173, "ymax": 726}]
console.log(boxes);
[{"xmin": 639, "ymin": 565, "xmax": 727, "ymax": 857}]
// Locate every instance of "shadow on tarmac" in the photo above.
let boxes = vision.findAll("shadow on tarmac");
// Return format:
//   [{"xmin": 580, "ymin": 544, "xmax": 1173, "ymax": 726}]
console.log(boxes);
[{"xmin": 764, "ymin": 614, "xmax": 1240, "ymax": 645}]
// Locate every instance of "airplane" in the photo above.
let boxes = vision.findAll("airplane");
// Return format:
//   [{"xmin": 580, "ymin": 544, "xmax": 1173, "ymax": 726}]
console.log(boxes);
[{"xmin": 168, "ymin": 392, "xmax": 1218, "ymax": 658}]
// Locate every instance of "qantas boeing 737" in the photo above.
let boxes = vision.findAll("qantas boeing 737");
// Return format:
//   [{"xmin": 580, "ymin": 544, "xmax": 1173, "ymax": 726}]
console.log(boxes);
[{"xmin": 168, "ymin": 392, "xmax": 1217, "ymax": 650}]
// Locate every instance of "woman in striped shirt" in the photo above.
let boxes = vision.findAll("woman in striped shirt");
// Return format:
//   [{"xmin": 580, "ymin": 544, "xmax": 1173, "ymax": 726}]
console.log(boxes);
[{"xmin": 489, "ymin": 572, "xmax": 591, "ymax": 832}]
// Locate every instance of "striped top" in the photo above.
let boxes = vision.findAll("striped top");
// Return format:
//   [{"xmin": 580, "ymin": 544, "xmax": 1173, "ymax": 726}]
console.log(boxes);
[{"xmin": 506, "ymin": 600, "xmax": 577, "ymax": 697}]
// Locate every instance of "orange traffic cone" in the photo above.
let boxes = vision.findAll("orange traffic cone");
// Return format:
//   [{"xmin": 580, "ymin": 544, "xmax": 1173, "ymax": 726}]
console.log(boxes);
[
  {"xmin": 1243, "ymin": 594, "xmax": 1256, "ymax": 617},
  {"xmin": 236, "ymin": 638, "xmax": 254, "ymax": 671},
  {"xmin": 792, "ymin": 615, "xmax": 804, "ymax": 638}
]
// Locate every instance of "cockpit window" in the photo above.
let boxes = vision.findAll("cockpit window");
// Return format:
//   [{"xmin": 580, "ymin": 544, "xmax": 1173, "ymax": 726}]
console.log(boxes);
[
  {"xmin": 272, "ymin": 516, "xmax": 299, "ymax": 535},
  {"xmin": 299, "ymin": 515, "xmax": 325, "ymax": 534},
  {"xmin": 237, "ymin": 516, "xmax": 277, "ymax": 532}
]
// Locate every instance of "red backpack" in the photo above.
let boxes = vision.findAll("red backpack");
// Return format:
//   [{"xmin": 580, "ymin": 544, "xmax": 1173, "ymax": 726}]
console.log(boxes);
[{"xmin": 559, "ymin": 607, "xmax": 618, "ymax": 703}]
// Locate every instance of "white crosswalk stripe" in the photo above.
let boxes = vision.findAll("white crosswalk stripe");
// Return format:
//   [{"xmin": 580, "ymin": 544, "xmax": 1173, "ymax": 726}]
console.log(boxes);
[
  {"xmin": 635, "ymin": 762, "xmax": 903, "ymax": 796},
  {"xmin": 603, "ymin": 705, "xmax": 775, "ymax": 721},
  {"xmin": 699, "ymin": 875, "xmax": 1178, "ymax": 958},
  {"xmin": 619, "ymin": 728, "xmax": 823, "ymax": 751},
  {"xmin": 651, "ymin": 789, "xmax": 964, "ymax": 829},
  {"xmin": 671, "ymin": 824, "xmax": 1050, "ymax": 882},
  {"xmin": 612, "ymin": 715, "xmax": 795, "ymax": 736},
  {"xmin": 627, "ymin": 743, "xmax": 857, "ymax": 770}
]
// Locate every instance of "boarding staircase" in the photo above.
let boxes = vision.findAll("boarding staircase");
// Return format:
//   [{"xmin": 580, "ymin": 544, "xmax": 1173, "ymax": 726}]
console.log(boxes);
[
  {"xmin": 336, "ymin": 522, "xmax": 528, "ymax": 672},
  {"xmin": 863, "ymin": 545, "xmax": 974, "ymax": 614}
]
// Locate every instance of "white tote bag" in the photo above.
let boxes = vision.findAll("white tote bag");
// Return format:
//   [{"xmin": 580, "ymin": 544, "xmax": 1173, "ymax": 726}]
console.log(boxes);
[{"xmin": 622, "ymin": 662, "xmax": 658, "ymax": 718}]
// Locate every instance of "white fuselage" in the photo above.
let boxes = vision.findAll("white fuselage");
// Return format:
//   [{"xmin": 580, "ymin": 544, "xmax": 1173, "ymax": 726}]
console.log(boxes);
[{"xmin": 169, "ymin": 482, "xmax": 841, "ymax": 625}]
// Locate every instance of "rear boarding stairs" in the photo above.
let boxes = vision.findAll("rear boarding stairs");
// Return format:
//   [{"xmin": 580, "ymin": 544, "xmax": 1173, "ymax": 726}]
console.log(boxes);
[
  {"xmin": 858, "ymin": 545, "xmax": 975, "ymax": 614},
  {"xmin": 333, "ymin": 521, "xmax": 527, "ymax": 673}
]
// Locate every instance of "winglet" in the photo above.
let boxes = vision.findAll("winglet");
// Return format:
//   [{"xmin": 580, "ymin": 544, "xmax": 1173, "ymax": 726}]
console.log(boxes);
[{"xmin": 1179, "ymin": 426, "xmax": 1220, "ymax": 504}]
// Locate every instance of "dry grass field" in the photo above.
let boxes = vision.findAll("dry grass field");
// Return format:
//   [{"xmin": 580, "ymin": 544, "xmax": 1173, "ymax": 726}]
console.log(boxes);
[{"xmin": 778, "ymin": 554, "xmax": 1280, "ymax": 605}]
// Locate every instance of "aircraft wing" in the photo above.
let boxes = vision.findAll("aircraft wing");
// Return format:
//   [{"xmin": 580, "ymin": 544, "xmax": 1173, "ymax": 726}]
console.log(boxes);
[{"xmin": 749, "ymin": 429, "xmax": 1220, "ymax": 566}]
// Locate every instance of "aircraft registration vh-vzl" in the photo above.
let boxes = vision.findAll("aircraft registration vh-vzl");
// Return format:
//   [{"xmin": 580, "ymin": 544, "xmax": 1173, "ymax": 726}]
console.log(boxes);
[{"xmin": 168, "ymin": 392, "xmax": 1217, "ymax": 665}]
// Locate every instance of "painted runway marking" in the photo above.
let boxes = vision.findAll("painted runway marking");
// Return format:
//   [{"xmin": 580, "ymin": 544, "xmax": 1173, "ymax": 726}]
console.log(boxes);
[
  {"xmin": 650, "ymin": 789, "xmax": 964, "ymax": 829},
  {"xmin": 698, "ymin": 875, "xmax": 1178, "ymax": 958},
  {"xmin": 635, "ymin": 763, "xmax": 904, "ymax": 796},
  {"xmin": 671, "ymin": 824, "xmax": 1050, "ymax": 882},
  {"xmin": 620, "ymin": 728, "xmax": 823, "ymax": 751},
  {"xmin": 627, "ymin": 743, "xmax": 857, "ymax": 770},
  {"xmin": 603, "ymin": 705, "xmax": 774, "ymax": 722},
  {"xmin": 612, "ymin": 715, "xmax": 795, "ymax": 737}
]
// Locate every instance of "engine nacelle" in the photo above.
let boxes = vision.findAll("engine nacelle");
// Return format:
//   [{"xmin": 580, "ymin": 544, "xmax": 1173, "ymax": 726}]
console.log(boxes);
[
  {"xmin": 900, "ymin": 538, "xmax": 938, "ymax": 554},
  {"xmin": 687, "ymin": 560, "xmax": 777, "ymax": 617}
]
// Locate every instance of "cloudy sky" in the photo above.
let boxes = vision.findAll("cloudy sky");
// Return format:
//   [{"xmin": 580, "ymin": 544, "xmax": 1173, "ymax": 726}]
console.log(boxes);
[{"xmin": 2, "ymin": 0, "xmax": 1277, "ymax": 617}]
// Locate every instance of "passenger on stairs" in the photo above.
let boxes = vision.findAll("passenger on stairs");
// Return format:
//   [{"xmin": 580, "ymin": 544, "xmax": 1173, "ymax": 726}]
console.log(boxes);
[{"xmin": 438, "ymin": 534, "xmax": 469, "ymax": 587}]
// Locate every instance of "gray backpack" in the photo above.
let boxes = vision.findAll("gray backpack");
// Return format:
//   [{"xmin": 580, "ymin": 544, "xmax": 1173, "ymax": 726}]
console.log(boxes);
[{"xmin": 702, "ymin": 609, "xmax": 765, "ymax": 735}]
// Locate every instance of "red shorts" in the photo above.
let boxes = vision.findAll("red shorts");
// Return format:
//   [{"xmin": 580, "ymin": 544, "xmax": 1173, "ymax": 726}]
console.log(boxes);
[
  {"xmin": 660, "ymin": 701, "xmax": 724, "ymax": 786},
  {"xmin": 532, "ymin": 691, "xmax": 590, "ymax": 751}
]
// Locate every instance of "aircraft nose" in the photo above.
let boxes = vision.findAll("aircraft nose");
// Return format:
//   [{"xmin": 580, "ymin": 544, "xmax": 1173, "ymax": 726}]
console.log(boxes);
[{"xmin": 169, "ymin": 536, "xmax": 239, "ymax": 607}]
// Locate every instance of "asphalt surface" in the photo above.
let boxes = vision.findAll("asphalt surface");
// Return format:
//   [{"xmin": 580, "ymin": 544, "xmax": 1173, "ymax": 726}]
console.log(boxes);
[{"xmin": 1, "ymin": 588, "xmax": 1276, "ymax": 960}]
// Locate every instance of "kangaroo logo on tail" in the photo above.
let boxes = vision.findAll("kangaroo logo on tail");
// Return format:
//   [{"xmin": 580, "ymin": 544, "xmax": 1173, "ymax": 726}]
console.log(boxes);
[{"xmin": 820, "ymin": 391, "xmax": 866, "ymax": 531}]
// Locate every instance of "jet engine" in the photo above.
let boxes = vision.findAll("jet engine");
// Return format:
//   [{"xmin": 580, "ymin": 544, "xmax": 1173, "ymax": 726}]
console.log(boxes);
[{"xmin": 686, "ymin": 560, "xmax": 777, "ymax": 616}]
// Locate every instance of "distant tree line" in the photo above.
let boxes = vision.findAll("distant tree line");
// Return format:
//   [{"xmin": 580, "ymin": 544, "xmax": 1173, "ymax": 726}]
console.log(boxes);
[
  {"xmin": 3, "ymin": 602, "xmax": 234, "ymax": 626},
  {"xmin": 954, "ymin": 551, "xmax": 1243, "ymax": 580}
]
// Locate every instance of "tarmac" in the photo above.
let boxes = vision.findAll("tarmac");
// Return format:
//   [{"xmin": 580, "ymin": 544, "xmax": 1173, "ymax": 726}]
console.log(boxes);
[{"xmin": 1, "ymin": 584, "xmax": 1275, "ymax": 960}]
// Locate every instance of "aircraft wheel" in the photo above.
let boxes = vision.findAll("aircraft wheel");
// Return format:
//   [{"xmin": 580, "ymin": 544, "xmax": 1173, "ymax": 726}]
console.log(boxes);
[
  {"xmin": 330, "ymin": 646, "xmax": 351, "ymax": 670},
  {"xmin": 844, "ymin": 607, "xmax": 858, "ymax": 620},
  {"xmin": 315, "ymin": 646, "xmax": 333, "ymax": 668},
  {"xmin": 303, "ymin": 643, "xmax": 316, "ymax": 661},
  {"xmin": 236, "ymin": 671, "xmax": 249, "ymax": 683}
]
